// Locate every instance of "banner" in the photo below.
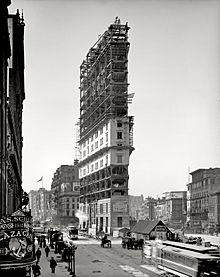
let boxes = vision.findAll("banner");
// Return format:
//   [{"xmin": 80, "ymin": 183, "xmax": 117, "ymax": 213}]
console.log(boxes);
[{"xmin": 0, "ymin": 210, "xmax": 35, "ymax": 268}]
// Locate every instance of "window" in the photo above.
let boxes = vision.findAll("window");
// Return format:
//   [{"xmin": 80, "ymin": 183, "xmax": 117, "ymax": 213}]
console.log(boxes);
[
  {"xmin": 91, "ymin": 164, "xmax": 94, "ymax": 172},
  {"xmin": 100, "ymin": 204, "xmax": 103, "ymax": 213},
  {"xmin": 117, "ymin": 155, "xmax": 123, "ymax": 163},
  {"xmin": 100, "ymin": 159, "xmax": 103, "ymax": 167},
  {"xmin": 72, "ymin": 204, "xmax": 75, "ymax": 209},
  {"xmin": 106, "ymin": 132, "xmax": 108, "ymax": 142},
  {"xmin": 117, "ymin": 217, "xmax": 122, "ymax": 227},
  {"xmin": 106, "ymin": 123, "xmax": 108, "ymax": 130},
  {"xmin": 117, "ymin": 121, "xmax": 122, "ymax": 127},
  {"xmin": 117, "ymin": 132, "xmax": 122, "ymax": 139},
  {"xmin": 87, "ymin": 146, "xmax": 89, "ymax": 155},
  {"xmin": 106, "ymin": 203, "xmax": 108, "ymax": 213},
  {"xmin": 95, "ymin": 131, "xmax": 98, "ymax": 138},
  {"xmin": 106, "ymin": 155, "xmax": 108, "ymax": 165},
  {"xmin": 100, "ymin": 138, "xmax": 103, "ymax": 146},
  {"xmin": 100, "ymin": 127, "xmax": 103, "ymax": 135},
  {"xmin": 72, "ymin": 211, "xmax": 75, "ymax": 216},
  {"xmin": 95, "ymin": 141, "xmax": 98, "ymax": 149},
  {"xmin": 66, "ymin": 198, "xmax": 69, "ymax": 202},
  {"xmin": 66, "ymin": 204, "xmax": 69, "ymax": 209},
  {"xmin": 66, "ymin": 210, "xmax": 69, "ymax": 216},
  {"xmin": 91, "ymin": 144, "xmax": 94, "ymax": 152},
  {"xmin": 106, "ymin": 217, "xmax": 108, "ymax": 227},
  {"xmin": 91, "ymin": 135, "xmax": 94, "ymax": 142},
  {"xmin": 83, "ymin": 142, "xmax": 86, "ymax": 148},
  {"xmin": 83, "ymin": 150, "xmax": 86, "ymax": 157},
  {"xmin": 95, "ymin": 162, "xmax": 98, "ymax": 170}
]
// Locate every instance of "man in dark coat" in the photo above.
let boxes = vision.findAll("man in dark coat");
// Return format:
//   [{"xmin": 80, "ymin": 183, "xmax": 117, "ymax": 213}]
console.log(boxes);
[
  {"xmin": 49, "ymin": 257, "xmax": 57, "ymax": 273},
  {"xmin": 36, "ymin": 248, "xmax": 41, "ymax": 262},
  {"xmin": 45, "ymin": 245, "xmax": 50, "ymax": 257}
]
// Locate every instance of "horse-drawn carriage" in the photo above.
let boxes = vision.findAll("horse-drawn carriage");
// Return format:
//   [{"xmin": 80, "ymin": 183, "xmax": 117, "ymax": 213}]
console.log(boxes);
[
  {"xmin": 121, "ymin": 237, "xmax": 143, "ymax": 250},
  {"xmin": 100, "ymin": 235, "xmax": 111, "ymax": 248}
]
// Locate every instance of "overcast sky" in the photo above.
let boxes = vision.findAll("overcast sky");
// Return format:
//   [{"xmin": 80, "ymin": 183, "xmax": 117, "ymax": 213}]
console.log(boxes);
[{"xmin": 9, "ymin": 0, "xmax": 220, "ymax": 197}]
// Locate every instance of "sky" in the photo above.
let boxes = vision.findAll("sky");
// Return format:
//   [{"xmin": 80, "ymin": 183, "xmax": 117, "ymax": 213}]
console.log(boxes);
[{"xmin": 9, "ymin": 0, "xmax": 220, "ymax": 197}]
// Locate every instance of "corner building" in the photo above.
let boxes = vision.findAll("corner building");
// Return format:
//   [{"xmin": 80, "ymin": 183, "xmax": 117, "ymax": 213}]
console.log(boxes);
[{"xmin": 78, "ymin": 18, "xmax": 134, "ymax": 235}]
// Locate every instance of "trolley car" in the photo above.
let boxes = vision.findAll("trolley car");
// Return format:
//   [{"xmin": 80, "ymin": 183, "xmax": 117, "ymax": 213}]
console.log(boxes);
[{"xmin": 152, "ymin": 240, "xmax": 220, "ymax": 276}]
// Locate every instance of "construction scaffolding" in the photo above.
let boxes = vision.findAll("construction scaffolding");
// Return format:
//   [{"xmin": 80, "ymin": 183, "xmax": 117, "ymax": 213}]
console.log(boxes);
[{"xmin": 79, "ymin": 17, "xmax": 131, "ymax": 139}]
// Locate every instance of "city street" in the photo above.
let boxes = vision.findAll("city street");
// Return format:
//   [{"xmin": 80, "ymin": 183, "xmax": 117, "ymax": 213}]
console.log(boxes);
[{"xmin": 36, "ymin": 235, "xmax": 162, "ymax": 277}]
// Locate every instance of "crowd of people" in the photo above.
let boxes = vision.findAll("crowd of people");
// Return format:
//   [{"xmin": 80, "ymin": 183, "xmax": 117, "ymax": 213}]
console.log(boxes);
[{"xmin": 32, "ymin": 236, "xmax": 57, "ymax": 276}]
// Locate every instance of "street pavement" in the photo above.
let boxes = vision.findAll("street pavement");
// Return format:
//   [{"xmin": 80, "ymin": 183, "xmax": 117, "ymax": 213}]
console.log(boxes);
[
  {"xmin": 36, "ymin": 246, "xmax": 70, "ymax": 277},
  {"xmin": 35, "ymin": 237, "xmax": 163, "ymax": 277}
]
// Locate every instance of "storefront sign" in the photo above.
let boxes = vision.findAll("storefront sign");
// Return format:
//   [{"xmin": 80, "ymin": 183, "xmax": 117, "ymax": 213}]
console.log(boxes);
[
  {"xmin": 155, "ymin": 225, "xmax": 166, "ymax": 232},
  {"xmin": 0, "ymin": 210, "xmax": 35, "ymax": 266}
]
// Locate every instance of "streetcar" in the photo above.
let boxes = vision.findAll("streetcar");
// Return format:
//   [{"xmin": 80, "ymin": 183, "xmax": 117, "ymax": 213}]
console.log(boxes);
[
  {"xmin": 67, "ymin": 225, "xmax": 79, "ymax": 240},
  {"xmin": 152, "ymin": 240, "xmax": 220, "ymax": 276}
]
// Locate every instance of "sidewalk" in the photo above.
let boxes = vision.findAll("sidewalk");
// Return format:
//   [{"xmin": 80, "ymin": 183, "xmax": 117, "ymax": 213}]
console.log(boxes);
[{"xmin": 37, "ymin": 247, "xmax": 70, "ymax": 277}]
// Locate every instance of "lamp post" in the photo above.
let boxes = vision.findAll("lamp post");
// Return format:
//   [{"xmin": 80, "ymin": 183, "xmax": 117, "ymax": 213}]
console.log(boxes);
[
  {"xmin": 67, "ymin": 247, "xmax": 71, "ymax": 272},
  {"xmin": 69, "ymin": 248, "xmax": 73, "ymax": 275},
  {"xmin": 71, "ymin": 245, "xmax": 77, "ymax": 277},
  {"xmin": 67, "ymin": 245, "xmax": 77, "ymax": 276}
]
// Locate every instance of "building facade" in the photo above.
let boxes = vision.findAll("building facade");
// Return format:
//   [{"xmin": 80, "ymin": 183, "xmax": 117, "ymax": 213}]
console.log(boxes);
[
  {"xmin": 162, "ymin": 191, "xmax": 187, "ymax": 229},
  {"xmin": 129, "ymin": 194, "xmax": 144, "ymax": 222},
  {"xmin": 78, "ymin": 18, "xmax": 134, "ymax": 235},
  {"xmin": 139, "ymin": 197, "xmax": 157, "ymax": 221},
  {"xmin": 0, "ymin": 4, "xmax": 25, "ymax": 217},
  {"xmin": 29, "ymin": 188, "xmax": 52, "ymax": 224},
  {"xmin": 187, "ymin": 168, "xmax": 220, "ymax": 234},
  {"xmin": 51, "ymin": 162, "xmax": 80, "ymax": 226},
  {"xmin": 0, "ymin": 4, "xmax": 35, "ymax": 276}
]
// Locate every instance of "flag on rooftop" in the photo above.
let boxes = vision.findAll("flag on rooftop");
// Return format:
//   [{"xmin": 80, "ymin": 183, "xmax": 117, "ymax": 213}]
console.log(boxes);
[{"xmin": 37, "ymin": 176, "xmax": 43, "ymax": 182}]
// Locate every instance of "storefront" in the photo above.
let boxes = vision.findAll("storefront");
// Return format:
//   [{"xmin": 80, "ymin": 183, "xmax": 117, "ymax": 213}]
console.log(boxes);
[{"xmin": 0, "ymin": 210, "xmax": 36, "ymax": 276}]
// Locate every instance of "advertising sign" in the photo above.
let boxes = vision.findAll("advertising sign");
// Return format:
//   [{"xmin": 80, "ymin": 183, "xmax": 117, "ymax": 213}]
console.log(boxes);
[
  {"xmin": 0, "ymin": 210, "xmax": 35, "ymax": 267},
  {"xmin": 112, "ymin": 196, "xmax": 128, "ymax": 213}
]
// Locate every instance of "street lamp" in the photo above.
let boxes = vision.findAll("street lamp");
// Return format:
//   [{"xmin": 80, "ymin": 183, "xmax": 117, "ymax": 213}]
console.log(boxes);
[{"xmin": 67, "ymin": 245, "xmax": 77, "ymax": 276}]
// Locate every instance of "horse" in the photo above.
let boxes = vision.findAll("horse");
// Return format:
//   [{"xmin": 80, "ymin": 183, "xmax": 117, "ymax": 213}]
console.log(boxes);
[{"xmin": 101, "ymin": 237, "xmax": 111, "ymax": 248}]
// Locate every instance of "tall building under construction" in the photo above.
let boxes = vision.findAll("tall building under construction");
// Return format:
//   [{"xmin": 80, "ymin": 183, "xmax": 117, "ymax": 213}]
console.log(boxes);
[{"xmin": 78, "ymin": 18, "xmax": 134, "ymax": 235}]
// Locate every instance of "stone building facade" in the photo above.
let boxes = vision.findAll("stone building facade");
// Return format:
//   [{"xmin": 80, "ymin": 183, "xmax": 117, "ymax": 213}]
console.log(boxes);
[
  {"xmin": 51, "ymin": 162, "xmax": 80, "ymax": 226},
  {"xmin": 187, "ymin": 168, "xmax": 220, "ymax": 233},
  {"xmin": 0, "ymin": 3, "xmax": 25, "ymax": 217}
]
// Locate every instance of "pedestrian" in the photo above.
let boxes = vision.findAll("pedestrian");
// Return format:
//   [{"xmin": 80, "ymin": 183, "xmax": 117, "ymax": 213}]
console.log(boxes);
[
  {"xmin": 35, "ymin": 248, "xmax": 41, "ymax": 262},
  {"xmin": 49, "ymin": 256, "xmax": 57, "ymax": 273},
  {"xmin": 43, "ymin": 238, "xmax": 46, "ymax": 248},
  {"xmin": 45, "ymin": 245, "xmax": 50, "ymax": 257},
  {"xmin": 32, "ymin": 261, "xmax": 41, "ymax": 276}
]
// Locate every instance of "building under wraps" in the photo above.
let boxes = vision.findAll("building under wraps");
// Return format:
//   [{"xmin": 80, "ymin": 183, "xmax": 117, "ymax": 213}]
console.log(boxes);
[{"xmin": 78, "ymin": 18, "xmax": 134, "ymax": 235}]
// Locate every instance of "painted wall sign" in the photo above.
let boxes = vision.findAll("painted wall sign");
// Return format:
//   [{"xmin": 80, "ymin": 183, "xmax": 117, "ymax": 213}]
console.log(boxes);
[{"xmin": 0, "ymin": 210, "xmax": 35, "ymax": 266}]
